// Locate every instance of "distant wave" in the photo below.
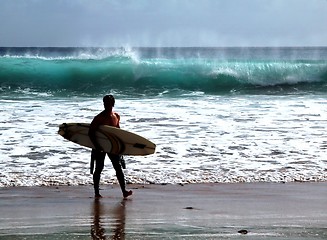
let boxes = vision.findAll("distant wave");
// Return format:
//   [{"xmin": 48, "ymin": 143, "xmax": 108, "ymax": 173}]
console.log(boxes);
[{"xmin": 1, "ymin": 47, "xmax": 327, "ymax": 96}]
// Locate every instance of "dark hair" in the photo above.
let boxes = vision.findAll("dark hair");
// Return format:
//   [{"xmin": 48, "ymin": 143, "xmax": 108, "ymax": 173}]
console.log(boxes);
[{"xmin": 103, "ymin": 95, "xmax": 115, "ymax": 106}]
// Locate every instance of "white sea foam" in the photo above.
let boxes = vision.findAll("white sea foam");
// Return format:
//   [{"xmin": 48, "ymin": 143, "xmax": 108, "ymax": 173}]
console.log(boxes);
[
  {"xmin": 1, "ymin": 47, "xmax": 140, "ymax": 61},
  {"xmin": 0, "ymin": 94, "xmax": 327, "ymax": 187}
]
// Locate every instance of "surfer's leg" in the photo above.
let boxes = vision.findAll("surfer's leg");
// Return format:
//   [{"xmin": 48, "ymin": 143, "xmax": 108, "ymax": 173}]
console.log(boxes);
[
  {"xmin": 109, "ymin": 154, "xmax": 132, "ymax": 198},
  {"xmin": 93, "ymin": 150, "xmax": 106, "ymax": 197}
]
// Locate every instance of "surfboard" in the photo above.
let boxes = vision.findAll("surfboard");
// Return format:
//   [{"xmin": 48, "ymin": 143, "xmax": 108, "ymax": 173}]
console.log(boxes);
[{"xmin": 58, "ymin": 123, "xmax": 156, "ymax": 156}]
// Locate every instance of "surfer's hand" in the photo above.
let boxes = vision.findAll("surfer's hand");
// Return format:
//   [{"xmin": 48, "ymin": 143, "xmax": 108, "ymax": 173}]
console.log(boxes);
[{"xmin": 94, "ymin": 145, "xmax": 103, "ymax": 152}]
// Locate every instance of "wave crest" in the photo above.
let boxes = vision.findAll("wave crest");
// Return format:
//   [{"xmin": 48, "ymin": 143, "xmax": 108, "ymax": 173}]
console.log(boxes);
[{"xmin": 1, "ymin": 48, "xmax": 327, "ymax": 96}]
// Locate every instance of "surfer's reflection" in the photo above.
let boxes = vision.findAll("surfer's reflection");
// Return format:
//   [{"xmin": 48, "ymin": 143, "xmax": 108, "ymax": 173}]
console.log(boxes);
[
  {"xmin": 91, "ymin": 199, "xmax": 126, "ymax": 240},
  {"xmin": 111, "ymin": 200, "xmax": 126, "ymax": 239}
]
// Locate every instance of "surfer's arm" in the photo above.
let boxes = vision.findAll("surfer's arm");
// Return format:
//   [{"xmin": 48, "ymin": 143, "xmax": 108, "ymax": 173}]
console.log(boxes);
[
  {"xmin": 114, "ymin": 112, "xmax": 120, "ymax": 128},
  {"xmin": 89, "ymin": 117, "xmax": 103, "ymax": 151}
]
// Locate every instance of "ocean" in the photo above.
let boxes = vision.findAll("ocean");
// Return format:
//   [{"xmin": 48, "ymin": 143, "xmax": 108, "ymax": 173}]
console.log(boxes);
[{"xmin": 1, "ymin": 47, "xmax": 327, "ymax": 187}]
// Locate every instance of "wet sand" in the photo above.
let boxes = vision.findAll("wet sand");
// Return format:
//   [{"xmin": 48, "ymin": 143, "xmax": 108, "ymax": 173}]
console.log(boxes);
[{"xmin": 0, "ymin": 182, "xmax": 326, "ymax": 239}]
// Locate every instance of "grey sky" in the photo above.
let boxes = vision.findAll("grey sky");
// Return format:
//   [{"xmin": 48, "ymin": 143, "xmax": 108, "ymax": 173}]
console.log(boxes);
[{"xmin": 1, "ymin": 0, "xmax": 327, "ymax": 47}]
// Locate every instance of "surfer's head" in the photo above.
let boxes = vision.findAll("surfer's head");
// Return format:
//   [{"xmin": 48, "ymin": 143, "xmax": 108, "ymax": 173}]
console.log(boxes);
[{"xmin": 103, "ymin": 95, "xmax": 115, "ymax": 108}]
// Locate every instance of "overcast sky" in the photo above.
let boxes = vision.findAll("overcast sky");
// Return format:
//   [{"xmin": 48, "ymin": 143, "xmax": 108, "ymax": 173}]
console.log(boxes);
[{"xmin": 1, "ymin": 0, "xmax": 327, "ymax": 47}]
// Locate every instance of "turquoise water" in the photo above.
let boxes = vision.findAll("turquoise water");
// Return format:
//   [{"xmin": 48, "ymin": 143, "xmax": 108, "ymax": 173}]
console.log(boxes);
[
  {"xmin": 0, "ymin": 47, "xmax": 327, "ymax": 186},
  {"xmin": 1, "ymin": 47, "xmax": 327, "ymax": 96}
]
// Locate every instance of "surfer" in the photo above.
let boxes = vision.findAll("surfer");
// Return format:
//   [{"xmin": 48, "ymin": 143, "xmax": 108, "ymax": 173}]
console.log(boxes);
[{"xmin": 89, "ymin": 95, "xmax": 132, "ymax": 199}]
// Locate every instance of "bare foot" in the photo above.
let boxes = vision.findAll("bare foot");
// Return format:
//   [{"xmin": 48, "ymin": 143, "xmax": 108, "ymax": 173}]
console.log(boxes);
[
  {"xmin": 95, "ymin": 194, "xmax": 103, "ymax": 199},
  {"xmin": 123, "ymin": 190, "xmax": 133, "ymax": 199}
]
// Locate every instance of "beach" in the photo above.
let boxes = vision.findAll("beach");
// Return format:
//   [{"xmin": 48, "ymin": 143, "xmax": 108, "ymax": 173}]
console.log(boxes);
[{"xmin": 0, "ymin": 182, "xmax": 326, "ymax": 239}]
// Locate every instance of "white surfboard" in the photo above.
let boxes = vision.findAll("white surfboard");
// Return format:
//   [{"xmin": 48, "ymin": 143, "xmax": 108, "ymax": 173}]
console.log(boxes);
[{"xmin": 58, "ymin": 123, "xmax": 156, "ymax": 155}]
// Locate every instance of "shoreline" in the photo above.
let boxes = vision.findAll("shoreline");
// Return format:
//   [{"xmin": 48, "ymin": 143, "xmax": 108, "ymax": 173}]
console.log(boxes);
[{"xmin": 1, "ymin": 182, "xmax": 326, "ymax": 239}]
